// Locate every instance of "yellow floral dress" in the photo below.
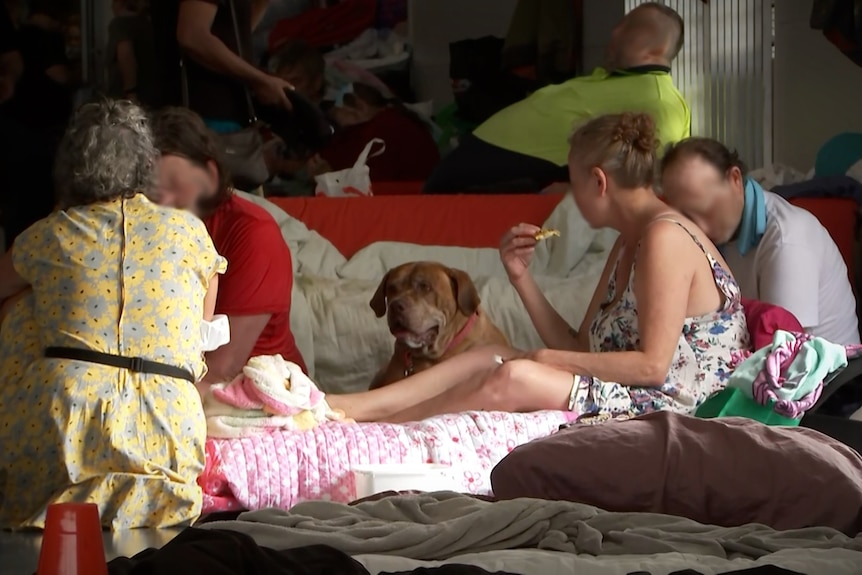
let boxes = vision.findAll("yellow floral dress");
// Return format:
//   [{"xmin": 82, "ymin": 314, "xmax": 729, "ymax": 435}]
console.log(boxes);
[{"xmin": 0, "ymin": 194, "xmax": 226, "ymax": 529}]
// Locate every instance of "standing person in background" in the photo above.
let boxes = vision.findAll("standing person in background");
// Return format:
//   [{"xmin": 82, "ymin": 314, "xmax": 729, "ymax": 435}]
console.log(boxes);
[
  {"xmin": 11, "ymin": 0, "xmax": 73, "ymax": 135},
  {"xmin": 151, "ymin": 0, "xmax": 293, "ymax": 128},
  {"xmin": 0, "ymin": 1, "xmax": 23, "ymax": 104},
  {"xmin": 0, "ymin": 0, "xmax": 66, "ymax": 246},
  {"xmin": 106, "ymin": 0, "xmax": 158, "ymax": 106}
]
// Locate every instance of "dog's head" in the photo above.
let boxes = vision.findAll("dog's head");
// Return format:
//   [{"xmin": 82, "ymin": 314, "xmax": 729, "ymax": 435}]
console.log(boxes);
[{"xmin": 370, "ymin": 262, "xmax": 481, "ymax": 355}]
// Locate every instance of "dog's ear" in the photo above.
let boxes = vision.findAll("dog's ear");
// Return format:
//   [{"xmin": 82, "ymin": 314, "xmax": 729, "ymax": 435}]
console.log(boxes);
[
  {"xmin": 370, "ymin": 271, "xmax": 391, "ymax": 318},
  {"xmin": 448, "ymin": 267, "xmax": 480, "ymax": 316}
]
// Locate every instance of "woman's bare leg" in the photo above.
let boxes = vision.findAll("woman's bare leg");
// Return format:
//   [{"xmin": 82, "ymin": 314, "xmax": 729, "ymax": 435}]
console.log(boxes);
[
  {"xmin": 385, "ymin": 359, "xmax": 581, "ymax": 422},
  {"xmin": 327, "ymin": 344, "xmax": 514, "ymax": 422}
]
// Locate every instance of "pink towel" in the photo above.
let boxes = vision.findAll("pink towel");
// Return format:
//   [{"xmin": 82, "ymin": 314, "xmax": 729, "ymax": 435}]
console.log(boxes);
[{"xmin": 212, "ymin": 376, "xmax": 265, "ymax": 410}]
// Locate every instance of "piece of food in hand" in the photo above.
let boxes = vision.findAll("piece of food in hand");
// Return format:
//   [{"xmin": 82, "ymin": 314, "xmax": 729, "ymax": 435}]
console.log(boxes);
[{"xmin": 534, "ymin": 228, "xmax": 561, "ymax": 241}]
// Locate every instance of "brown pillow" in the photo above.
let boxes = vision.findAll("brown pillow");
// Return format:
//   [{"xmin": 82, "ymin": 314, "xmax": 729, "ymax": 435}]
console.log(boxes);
[{"xmin": 491, "ymin": 411, "xmax": 862, "ymax": 535}]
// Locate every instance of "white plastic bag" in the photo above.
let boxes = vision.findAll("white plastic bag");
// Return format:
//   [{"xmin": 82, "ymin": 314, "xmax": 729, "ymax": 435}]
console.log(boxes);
[{"xmin": 314, "ymin": 138, "xmax": 386, "ymax": 197}]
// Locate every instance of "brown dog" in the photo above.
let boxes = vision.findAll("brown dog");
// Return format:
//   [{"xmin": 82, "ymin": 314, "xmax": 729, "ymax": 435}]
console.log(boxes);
[{"xmin": 369, "ymin": 261, "xmax": 509, "ymax": 389}]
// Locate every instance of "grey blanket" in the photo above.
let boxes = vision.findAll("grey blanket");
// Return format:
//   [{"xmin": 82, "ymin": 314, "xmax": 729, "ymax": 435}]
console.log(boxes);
[{"xmin": 201, "ymin": 492, "xmax": 862, "ymax": 561}]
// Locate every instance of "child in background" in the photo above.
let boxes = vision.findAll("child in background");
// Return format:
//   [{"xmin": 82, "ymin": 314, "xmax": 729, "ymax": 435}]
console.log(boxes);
[
  {"xmin": 265, "ymin": 39, "xmax": 327, "ymax": 196},
  {"xmin": 271, "ymin": 38, "xmax": 325, "ymax": 105},
  {"xmin": 267, "ymin": 41, "xmax": 440, "ymax": 193},
  {"xmin": 310, "ymin": 82, "xmax": 440, "ymax": 182}
]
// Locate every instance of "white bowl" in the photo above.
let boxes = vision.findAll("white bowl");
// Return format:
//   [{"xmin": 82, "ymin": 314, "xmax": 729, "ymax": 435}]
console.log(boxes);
[{"xmin": 352, "ymin": 463, "xmax": 457, "ymax": 499}]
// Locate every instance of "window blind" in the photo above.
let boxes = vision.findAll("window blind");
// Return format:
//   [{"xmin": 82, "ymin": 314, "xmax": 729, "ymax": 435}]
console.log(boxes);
[{"xmin": 625, "ymin": 0, "xmax": 773, "ymax": 167}]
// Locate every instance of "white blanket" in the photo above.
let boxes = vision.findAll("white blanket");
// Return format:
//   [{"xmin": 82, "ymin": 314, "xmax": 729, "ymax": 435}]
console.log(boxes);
[{"xmin": 238, "ymin": 192, "xmax": 617, "ymax": 394}]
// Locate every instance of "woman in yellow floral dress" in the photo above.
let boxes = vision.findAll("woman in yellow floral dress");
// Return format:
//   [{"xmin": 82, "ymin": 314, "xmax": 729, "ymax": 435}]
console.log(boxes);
[{"xmin": 0, "ymin": 100, "xmax": 225, "ymax": 529}]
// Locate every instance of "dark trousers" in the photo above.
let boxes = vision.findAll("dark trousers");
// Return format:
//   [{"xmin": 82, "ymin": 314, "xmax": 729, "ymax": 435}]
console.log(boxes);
[{"xmin": 423, "ymin": 134, "xmax": 568, "ymax": 194}]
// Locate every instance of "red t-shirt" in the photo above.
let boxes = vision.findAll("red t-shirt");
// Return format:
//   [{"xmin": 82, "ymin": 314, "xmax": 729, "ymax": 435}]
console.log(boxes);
[
  {"xmin": 205, "ymin": 195, "xmax": 307, "ymax": 372},
  {"xmin": 319, "ymin": 107, "xmax": 440, "ymax": 181}
]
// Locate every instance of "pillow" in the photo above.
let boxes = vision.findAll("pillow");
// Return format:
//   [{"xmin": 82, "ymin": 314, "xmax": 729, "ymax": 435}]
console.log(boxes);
[
  {"xmin": 336, "ymin": 243, "xmax": 504, "ymax": 280},
  {"xmin": 491, "ymin": 411, "xmax": 862, "ymax": 535},
  {"xmin": 236, "ymin": 192, "xmax": 347, "ymax": 277}
]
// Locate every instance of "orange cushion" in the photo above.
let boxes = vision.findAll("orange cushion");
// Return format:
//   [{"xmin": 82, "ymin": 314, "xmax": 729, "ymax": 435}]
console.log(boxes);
[{"xmin": 268, "ymin": 194, "xmax": 563, "ymax": 258}]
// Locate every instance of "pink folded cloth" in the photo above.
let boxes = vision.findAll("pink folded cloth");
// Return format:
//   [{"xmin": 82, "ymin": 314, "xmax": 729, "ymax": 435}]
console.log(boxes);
[{"xmin": 212, "ymin": 376, "xmax": 265, "ymax": 410}]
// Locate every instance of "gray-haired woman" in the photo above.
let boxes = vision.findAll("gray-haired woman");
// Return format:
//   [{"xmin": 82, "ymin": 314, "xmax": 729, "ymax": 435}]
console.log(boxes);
[{"xmin": 0, "ymin": 100, "xmax": 225, "ymax": 529}]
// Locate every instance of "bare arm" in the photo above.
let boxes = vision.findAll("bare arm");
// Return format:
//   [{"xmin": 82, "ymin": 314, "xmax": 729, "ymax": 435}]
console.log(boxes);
[
  {"xmin": 504, "ymin": 225, "xmax": 621, "ymax": 352},
  {"xmin": 501, "ymin": 223, "xmax": 581, "ymax": 351},
  {"xmin": 177, "ymin": 0, "xmax": 292, "ymax": 109},
  {"xmin": 203, "ymin": 313, "xmax": 270, "ymax": 383},
  {"xmin": 534, "ymin": 224, "xmax": 696, "ymax": 386},
  {"xmin": 511, "ymin": 272, "xmax": 588, "ymax": 352},
  {"xmin": 204, "ymin": 274, "xmax": 219, "ymax": 321},
  {"xmin": 0, "ymin": 250, "xmax": 29, "ymax": 302},
  {"xmin": 178, "ymin": 1, "xmax": 263, "ymax": 83},
  {"xmin": 115, "ymin": 39, "xmax": 138, "ymax": 98}
]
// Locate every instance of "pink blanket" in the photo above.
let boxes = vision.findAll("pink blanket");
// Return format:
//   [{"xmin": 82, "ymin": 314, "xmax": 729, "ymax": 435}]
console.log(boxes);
[{"xmin": 199, "ymin": 410, "xmax": 572, "ymax": 512}]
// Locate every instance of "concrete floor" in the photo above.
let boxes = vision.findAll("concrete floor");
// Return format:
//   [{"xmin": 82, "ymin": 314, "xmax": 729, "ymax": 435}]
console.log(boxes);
[{"xmin": 2, "ymin": 528, "xmax": 181, "ymax": 574}]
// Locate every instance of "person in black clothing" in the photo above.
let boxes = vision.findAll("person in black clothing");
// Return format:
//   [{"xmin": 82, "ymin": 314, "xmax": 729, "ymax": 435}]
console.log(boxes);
[
  {"xmin": 12, "ymin": 0, "xmax": 74, "ymax": 135},
  {"xmin": 0, "ymin": 1, "xmax": 64, "ymax": 247},
  {"xmin": 0, "ymin": 3, "xmax": 23, "ymax": 104},
  {"xmin": 151, "ymin": 0, "xmax": 293, "ymax": 131}
]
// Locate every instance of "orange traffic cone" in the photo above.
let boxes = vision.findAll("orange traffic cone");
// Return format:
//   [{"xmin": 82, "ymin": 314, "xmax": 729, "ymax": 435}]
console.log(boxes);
[{"xmin": 37, "ymin": 503, "xmax": 107, "ymax": 575}]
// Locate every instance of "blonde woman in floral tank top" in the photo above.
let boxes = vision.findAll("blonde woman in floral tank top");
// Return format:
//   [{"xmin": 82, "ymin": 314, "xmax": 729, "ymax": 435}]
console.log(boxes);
[{"xmin": 324, "ymin": 113, "xmax": 749, "ymax": 423}]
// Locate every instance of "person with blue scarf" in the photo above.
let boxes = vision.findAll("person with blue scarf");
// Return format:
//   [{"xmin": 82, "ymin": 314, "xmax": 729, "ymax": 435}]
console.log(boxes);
[{"xmin": 660, "ymin": 137, "xmax": 859, "ymax": 345}]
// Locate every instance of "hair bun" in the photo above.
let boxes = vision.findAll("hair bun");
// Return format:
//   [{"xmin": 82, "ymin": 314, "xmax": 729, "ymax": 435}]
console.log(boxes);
[{"xmin": 612, "ymin": 113, "xmax": 657, "ymax": 154}]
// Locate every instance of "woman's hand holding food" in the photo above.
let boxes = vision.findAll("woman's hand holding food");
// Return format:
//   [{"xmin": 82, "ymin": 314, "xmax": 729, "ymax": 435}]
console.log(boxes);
[
  {"xmin": 500, "ymin": 223, "xmax": 561, "ymax": 284},
  {"xmin": 499, "ymin": 223, "xmax": 541, "ymax": 284}
]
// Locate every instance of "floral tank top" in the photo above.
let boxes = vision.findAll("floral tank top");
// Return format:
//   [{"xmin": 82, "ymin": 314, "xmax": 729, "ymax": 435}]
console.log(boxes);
[{"xmin": 586, "ymin": 219, "xmax": 750, "ymax": 415}]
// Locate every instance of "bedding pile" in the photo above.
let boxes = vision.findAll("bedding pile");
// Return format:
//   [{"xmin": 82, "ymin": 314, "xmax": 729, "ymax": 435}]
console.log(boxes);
[
  {"xmin": 240, "ymin": 192, "xmax": 616, "ymax": 393},
  {"xmin": 199, "ymin": 410, "xmax": 571, "ymax": 513},
  {"xmin": 200, "ymin": 492, "xmax": 862, "ymax": 574},
  {"xmin": 203, "ymin": 355, "xmax": 348, "ymax": 439}
]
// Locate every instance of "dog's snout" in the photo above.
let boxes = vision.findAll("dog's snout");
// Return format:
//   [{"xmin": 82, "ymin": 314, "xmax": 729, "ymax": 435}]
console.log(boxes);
[{"xmin": 389, "ymin": 299, "xmax": 406, "ymax": 314}]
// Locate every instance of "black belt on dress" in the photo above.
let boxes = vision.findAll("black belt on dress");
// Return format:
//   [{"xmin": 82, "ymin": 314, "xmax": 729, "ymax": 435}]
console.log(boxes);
[{"xmin": 44, "ymin": 347, "xmax": 196, "ymax": 383}]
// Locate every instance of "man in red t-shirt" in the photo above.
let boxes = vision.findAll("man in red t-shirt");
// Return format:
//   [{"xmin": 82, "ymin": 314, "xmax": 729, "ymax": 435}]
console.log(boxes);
[
  {"xmin": 151, "ymin": 107, "xmax": 306, "ymax": 383},
  {"xmin": 203, "ymin": 193, "xmax": 307, "ymax": 380}
]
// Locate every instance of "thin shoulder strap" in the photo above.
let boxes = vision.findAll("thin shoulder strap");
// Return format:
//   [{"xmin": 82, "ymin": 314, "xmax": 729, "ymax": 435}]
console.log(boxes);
[{"xmin": 649, "ymin": 216, "xmax": 712, "ymax": 257}]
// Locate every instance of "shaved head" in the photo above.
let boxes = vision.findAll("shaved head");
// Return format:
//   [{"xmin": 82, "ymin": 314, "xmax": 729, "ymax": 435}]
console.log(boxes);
[
  {"xmin": 635, "ymin": 2, "xmax": 685, "ymax": 61},
  {"xmin": 606, "ymin": 3, "xmax": 684, "ymax": 69}
]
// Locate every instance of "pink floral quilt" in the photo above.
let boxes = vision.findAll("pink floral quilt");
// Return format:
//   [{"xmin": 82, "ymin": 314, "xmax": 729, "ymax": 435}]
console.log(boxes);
[{"xmin": 199, "ymin": 410, "xmax": 572, "ymax": 512}]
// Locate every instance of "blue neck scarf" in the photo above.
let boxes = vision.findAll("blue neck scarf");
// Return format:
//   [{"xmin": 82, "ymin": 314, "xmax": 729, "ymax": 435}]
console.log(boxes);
[{"xmin": 736, "ymin": 178, "xmax": 767, "ymax": 256}]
